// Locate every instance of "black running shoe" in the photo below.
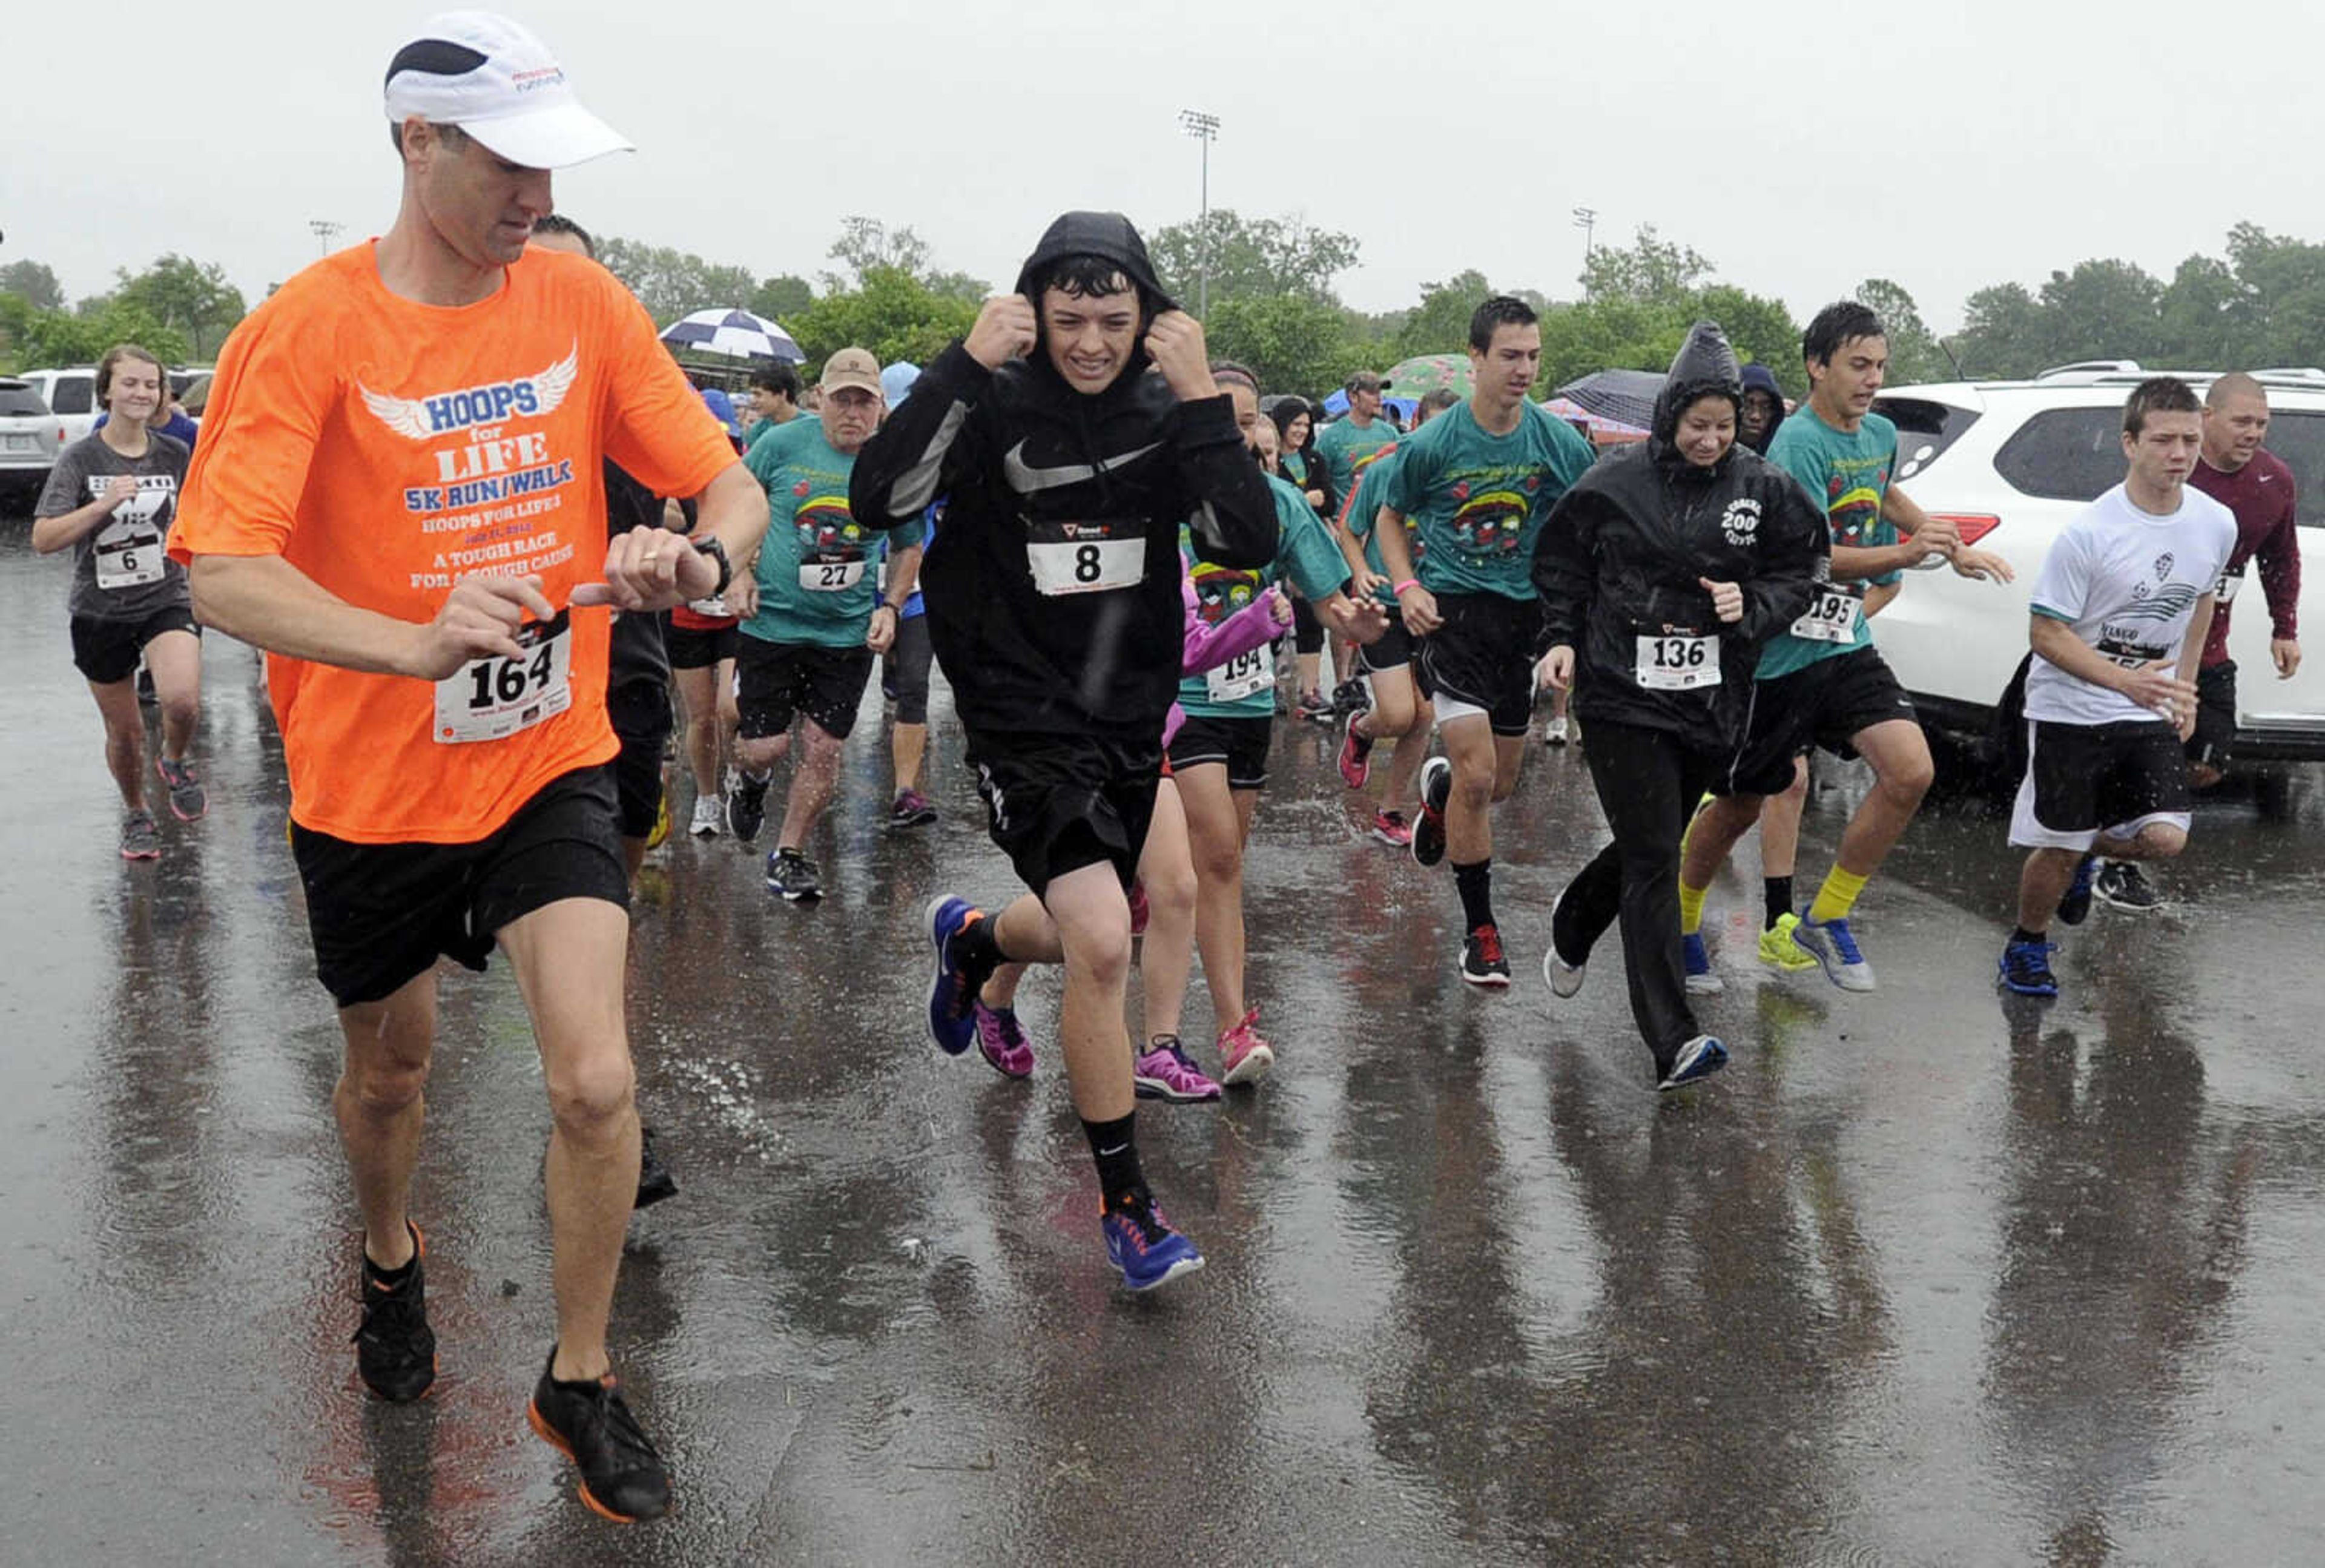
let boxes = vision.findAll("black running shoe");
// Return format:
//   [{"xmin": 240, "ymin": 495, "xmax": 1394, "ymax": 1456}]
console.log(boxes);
[
  {"xmin": 633, "ymin": 1125, "xmax": 678, "ymax": 1210},
  {"xmin": 1460, "ymin": 924, "xmax": 1512, "ymax": 988},
  {"xmin": 2057, "ymin": 854, "xmax": 2099, "ymax": 927},
  {"xmin": 527, "ymin": 1348, "xmax": 671, "ymax": 1523},
  {"xmin": 353, "ymin": 1222, "xmax": 437, "ymax": 1403},
  {"xmin": 2093, "ymin": 859, "xmax": 2159, "ymax": 912},
  {"xmin": 1411, "ymin": 757, "xmax": 1451, "ymax": 868},
  {"xmin": 726, "ymin": 770, "xmax": 771, "ymax": 843}
]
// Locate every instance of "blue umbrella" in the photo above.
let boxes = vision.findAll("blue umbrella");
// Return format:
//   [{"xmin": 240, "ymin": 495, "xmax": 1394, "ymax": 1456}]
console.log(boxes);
[{"xmin": 658, "ymin": 308, "xmax": 805, "ymax": 364}]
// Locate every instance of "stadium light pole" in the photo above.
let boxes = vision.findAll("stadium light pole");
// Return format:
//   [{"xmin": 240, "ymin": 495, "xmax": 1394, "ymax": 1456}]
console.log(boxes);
[
  {"xmin": 1179, "ymin": 110, "xmax": 1219, "ymax": 318},
  {"xmin": 1572, "ymin": 206, "xmax": 1597, "ymax": 263}
]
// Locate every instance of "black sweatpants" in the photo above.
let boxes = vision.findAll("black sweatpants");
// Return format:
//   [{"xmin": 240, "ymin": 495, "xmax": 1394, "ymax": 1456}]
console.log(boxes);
[{"xmin": 1552, "ymin": 717, "xmax": 1724, "ymax": 1075}]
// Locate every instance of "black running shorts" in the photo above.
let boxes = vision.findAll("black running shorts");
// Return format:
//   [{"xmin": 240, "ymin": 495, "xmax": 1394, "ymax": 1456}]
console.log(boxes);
[
  {"xmin": 2187, "ymin": 660, "xmax": 2236, "ymax": 768},
  {"xmin": 70, "ymin": 605, "xmax": 199, "ymax": 685},
  {"xmin": 291, "ymin": 765, "xmax": 628, "ymax": 1009},
  {"xmin": 1359, "ymin": 608, "xmax": 1413, "ymax": 674},
  {"xmin": 665, "ymin": 621, "xmax": 739, "ymax": 671},
  {"xmin": 2010, "ymin": 718, "xmax": 2192, "ymax": 851},
  {"xmin": 735, "ymin": 634, "xmax": 874, "ymax": 741},
  {"xmin": 1715, "ymin": 645, "xmax": 1918, "ymax": 799},
  {"xmin": 608, "ymin": 680, "xmax": 674, "ymax": 840},
  {"xmin": 1414, "ymin": 591, "xmax": 1540, "ymax": 737},
  {"xmin": 969, "ymin": 729, "xmax": 1162, "ymax": 898},
  {"xmin": 1166, "ymin": 713, "xmax": 1274, "ymax": 791}
]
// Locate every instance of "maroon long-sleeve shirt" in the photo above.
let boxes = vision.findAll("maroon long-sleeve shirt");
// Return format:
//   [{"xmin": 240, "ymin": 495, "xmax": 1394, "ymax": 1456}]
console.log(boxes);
[{"xmin": 2188, "ymin": 448, "xmax": 2301, "ymax": 669}]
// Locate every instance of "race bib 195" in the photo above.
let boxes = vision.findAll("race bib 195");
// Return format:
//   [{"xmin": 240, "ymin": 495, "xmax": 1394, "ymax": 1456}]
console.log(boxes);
[
  {"xmin": 1789, "ymin": 584, "xmax": 1863, "ymax": 644},
  {"xmin": 434, "ymin": 608, "xmax": 573, "ymax": 744}
]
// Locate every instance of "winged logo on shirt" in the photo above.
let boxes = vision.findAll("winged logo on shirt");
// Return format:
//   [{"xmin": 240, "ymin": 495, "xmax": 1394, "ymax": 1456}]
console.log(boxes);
[{"xmin": 358, "ymin": 342, "xmax": 581, "ymax": 440}]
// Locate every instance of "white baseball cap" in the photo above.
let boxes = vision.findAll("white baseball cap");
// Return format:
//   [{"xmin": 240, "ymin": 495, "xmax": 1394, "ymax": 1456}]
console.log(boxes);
[{"xmin": 384, "ymin": 12, "xmax": 633, "ymax": 170}]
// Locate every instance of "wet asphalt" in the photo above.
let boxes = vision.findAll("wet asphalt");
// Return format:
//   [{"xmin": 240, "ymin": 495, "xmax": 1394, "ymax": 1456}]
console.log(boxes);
[{"xmin": 4, "ymin": 507, "xmax": 2324, "ymax": 1566}]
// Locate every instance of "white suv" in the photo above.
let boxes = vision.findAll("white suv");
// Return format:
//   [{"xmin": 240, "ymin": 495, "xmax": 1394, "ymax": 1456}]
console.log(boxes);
[{"xmin": 1873, "ymin": 364, "xmax": 2325, "ymax": 761}]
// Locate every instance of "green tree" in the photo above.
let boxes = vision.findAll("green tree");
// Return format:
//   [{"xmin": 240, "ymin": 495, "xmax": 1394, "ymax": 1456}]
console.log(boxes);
[
  {"xmin": 112, "ymin": 254, "xmax": 248, "ymax": 360},
  {"xmin": 597, "ymin": 237, "xmax": 759, "ymax": 324},
  {"xmin": 1149, "ymin": 209, "xmax": 1361, "ymax": 309},
  {"xmin": 0, "ymin": 260, "xmax": 65, "ymax": 311},
  {"xmin": 1852, "ymin": 278, "xmax": 1950, "ymax": 385},
  {"xmin": 749, "ymin": 274, "xmax": 816, "ymax": 322},
  {"xmin": 3, "ymin": 297, "xmax": 190, "ymax": 372},
  {"xmin": 1954, "ymin": 281, "xmax": 2050, "ymax": 378},
  {"xmin": 1203, "ymin": 294, "xmax": 1372, "ymax": 400},
  {"xmin": 1580, "ymin": 225, "xmax": 1712, "ymax": 307},
  {"xmin": 825, "ymin": 217, "xmax": 932, "ymax": 287},
  {"xmin": 1388, "ymin": 269, "xmax": 1492, "ymax": 361},
  {"xmin": 789, "ymin": 265, "xmax": 979, "ymax": 372},
  {"xmin": 2035, "ymin": 259, "xmax": 2166, "ymax": 364}
]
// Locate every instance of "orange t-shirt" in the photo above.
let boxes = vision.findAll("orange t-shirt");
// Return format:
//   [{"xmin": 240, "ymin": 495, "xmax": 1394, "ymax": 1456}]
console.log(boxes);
[{"xmin": 173, "ymin": 243, "xmax": 734, "ymax": 843}]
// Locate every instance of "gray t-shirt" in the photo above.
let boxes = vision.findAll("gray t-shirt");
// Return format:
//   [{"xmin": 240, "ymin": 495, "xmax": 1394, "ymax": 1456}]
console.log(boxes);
[{"xmin": 35, "ymin": 432, "xmax": 193, "ymax": 621}]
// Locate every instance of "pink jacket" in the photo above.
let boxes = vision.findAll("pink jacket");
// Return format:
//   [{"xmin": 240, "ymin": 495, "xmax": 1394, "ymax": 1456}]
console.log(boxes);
[{"xmin": 1164, "ymin": 568, "xmax": 1286, "ymax": 748}]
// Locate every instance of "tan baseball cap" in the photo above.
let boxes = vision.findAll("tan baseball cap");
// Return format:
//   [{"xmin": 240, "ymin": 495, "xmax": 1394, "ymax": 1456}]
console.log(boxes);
[{"xmin": 819, "ymin": 348, "xmax": 883, "ymax": 398}]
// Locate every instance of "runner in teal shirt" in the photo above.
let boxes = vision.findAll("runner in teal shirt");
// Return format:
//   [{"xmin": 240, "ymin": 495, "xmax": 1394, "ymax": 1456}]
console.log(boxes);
[
  {"xmin": 742, "ymin": 415, "xmax": 924, "ymax": 648},
  {"xmin": 1754, "ymin": 407, "xmax": 1900, "ymax": 678},
  {"xmin": 1178, "ymin": 472, "xmax": 1352, "ymax": 720},
  {"xmin": 1377, "ymin": 398, "xmax": 1594, "ymax": 599}
]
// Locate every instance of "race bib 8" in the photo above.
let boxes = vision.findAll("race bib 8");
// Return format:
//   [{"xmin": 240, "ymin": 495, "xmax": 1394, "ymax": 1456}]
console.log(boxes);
[
  {"xmin": 1026, "ymin": 518, "xmax": 1146, "ymax": 596},
  {"xmin": 1635, "ymin": 631, "xmax": 1719, "ymax": 691},
  {"xmin": 1789, "ymin": 584, "xmax": 1863, "ymax": 644},
  {"xmin": 434, "ymin": 607, "xmax": 573, "ymax": 744},
  {"xmin": 93, "ymin": 512, "xmax": 166, "ymax": 590},
  {"xmin": 1205, "ymin": 644, "xmax": 1274, "ymax": 703},
  {"xmin": 799, "ymin": 558, "xmax": 866, "ymax": 592}
]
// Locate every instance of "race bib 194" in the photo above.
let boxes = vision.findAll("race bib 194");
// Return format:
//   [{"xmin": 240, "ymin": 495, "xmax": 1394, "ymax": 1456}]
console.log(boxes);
[
  {"xmin": 1026, "ymin": 518, "xmax": 1145, "ymax": 596},
  {"xmin": 1205, "ymin": 644, "xmax": 1273, "ymax": 703},
  {"xmin": 1635, "ymin": 631, "xmax": 1719, "ymax": 691},
  {"xmin": 434, "ymin": 608, "xmax": 573, "ymax": 744}
]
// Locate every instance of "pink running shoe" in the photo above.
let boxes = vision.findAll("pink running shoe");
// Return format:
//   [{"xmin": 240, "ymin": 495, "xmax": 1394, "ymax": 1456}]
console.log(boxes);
[
  {"xmin": 1128, "ymin": 881, "xmax": 1149, "ymax": 936},
  {"xmin": 1371, "ymin": 809, "xmax": 1412, "ymax": 848},
  {"xmin": 1337, "ymin": 711, "xmax": 1374, "ymax": 789},
  {"xmin": 1216, "ymin": 1007, "xmax": 1276, "ymax": 1087},
  {"xmin": 973, "ymin": 1000, "xmax": 1034, "ymax": 1079},
  {"xmin": 1133, "ymin": 1036, "xmax": 1221, "ymax": 1102}
]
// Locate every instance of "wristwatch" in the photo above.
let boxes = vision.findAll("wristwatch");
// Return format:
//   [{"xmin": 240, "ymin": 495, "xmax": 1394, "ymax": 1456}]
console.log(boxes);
[{"xmin": 691, "ymin": 536, "xmax": 732, "ymax": 596}]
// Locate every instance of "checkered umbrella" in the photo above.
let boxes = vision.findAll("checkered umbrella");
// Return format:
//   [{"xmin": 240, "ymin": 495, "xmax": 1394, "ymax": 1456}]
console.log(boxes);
[{"xmin": 658, "ymin": 308, "xmax": 805, "ymax": 363}]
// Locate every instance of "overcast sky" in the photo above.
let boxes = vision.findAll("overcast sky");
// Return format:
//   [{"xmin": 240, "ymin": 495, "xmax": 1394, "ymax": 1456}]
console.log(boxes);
[{"xmin": 7, "ymin": 0, "xmax": 2313, "ymax": 341}]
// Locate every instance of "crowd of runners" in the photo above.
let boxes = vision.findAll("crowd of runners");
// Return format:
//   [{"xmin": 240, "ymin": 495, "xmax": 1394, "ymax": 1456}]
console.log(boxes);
[{"xmin": 21, "ymin": 10, "xmax": 2304, "ymax": 1527}]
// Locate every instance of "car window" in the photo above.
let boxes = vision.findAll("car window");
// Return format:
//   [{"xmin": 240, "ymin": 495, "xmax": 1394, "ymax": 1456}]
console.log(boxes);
[
  {"xmin": 2260, "ymin": 410, "xmax": 2325, "ymax": 528},
  {"xmin": 48, "ymin": 375, "xmax": 93, "ymax": 415},
  {"xmin": 1992, "ymin": 407, "xmax": 2123, "ymax": 502},
  {"xmin": 1878, "ymin": 397, "xmax": 1983, "ymax": 483},
  {"xmin": 0, "ymin": 386, "xmax": 48, "ymax": 416}
]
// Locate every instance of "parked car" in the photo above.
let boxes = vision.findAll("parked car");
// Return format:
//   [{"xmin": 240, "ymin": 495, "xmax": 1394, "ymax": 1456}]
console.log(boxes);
[
  {"xmin": 1873, "ymin": 363, "xmax": 2325, "ymax": 762},
  {"xmin": 15, "ymin": 366, "xmax": 99, "ymax": 447},
  {"xmin": 0, "ymin": 377, "xmax": 70, "ymax": 498}
]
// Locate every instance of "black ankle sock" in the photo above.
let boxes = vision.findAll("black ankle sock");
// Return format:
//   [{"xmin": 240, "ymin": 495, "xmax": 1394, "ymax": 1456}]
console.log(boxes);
[
  {"xmin": 1764, "ymin": 875, "xmax": 1793, "ymax": 930},
  {"xmin": 1082, "ymin": 1113, "xmax": 1146, "ymax": 1209},
  {"xmin": 2011, "ymin": 926, "xmax": 2048, "ymax": 946},
  {"xmin": 1453, "ymin": 858, "xmax": 1495, "ymax": 931},
  {"xmin": 953, "ymin": 909, "xmax": 1006, "ymax": 979}
]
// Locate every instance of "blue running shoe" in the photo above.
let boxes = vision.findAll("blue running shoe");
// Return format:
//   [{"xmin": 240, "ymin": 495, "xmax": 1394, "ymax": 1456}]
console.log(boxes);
[
  {"xmin": 1657, "ymin": 1035, "xmax": 1729, "ymax": 1092},
  {"xmin": 1791, "ymin": 912, "xmax": 1876, "ymax": 992},
  {"xmin": 925, "ymin": 895, "xmax": 989, "ymax": 1056},
  {"xmin": 1682, "ymin": 932, "xmax": 1722, "ymax": 995},
  {"xmin": 1997, "ymin": 937, "xmax": 2059, "ymax": 997},
  {"xmin": 2057, "ymin": 855, "xmax": 2098, "ymax": 927},
  {"xmin": 1101, "ymin": 1194, "xmax": 1205, "ymax": 1292}
]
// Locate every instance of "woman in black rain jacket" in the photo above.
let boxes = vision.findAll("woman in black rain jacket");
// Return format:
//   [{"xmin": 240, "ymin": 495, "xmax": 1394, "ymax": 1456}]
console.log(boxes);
[{"xmin": 1531, "ymin": 320, "xmax": 1827, "ymax": 1090}]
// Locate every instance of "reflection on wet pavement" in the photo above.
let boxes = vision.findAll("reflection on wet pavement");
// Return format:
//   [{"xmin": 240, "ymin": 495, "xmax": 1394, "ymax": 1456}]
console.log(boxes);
[{"xmin": 3, "ymin": 521, "xmax": 2323, "ymax": 1564}]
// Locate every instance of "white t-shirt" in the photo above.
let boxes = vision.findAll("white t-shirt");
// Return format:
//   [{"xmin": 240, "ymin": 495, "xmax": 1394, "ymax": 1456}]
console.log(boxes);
[{"xmin": 2025, "ymin": 481, "xmax": 2236, "ymax": 726}]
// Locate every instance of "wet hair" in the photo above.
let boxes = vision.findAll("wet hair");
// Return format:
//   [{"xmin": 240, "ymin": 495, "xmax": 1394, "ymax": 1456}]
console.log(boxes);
[
  {"xmin": 1209, "ymin": 360, "xmax": 1261, "ymax": 397},
  {"xmin": 751, "ymin": 362, "xmax": 802, "ymax": 401},
  {"xmin": 532, "ymin": 212, "xmax": 595, "ymax": 258},
  {"xmin": 1033, "ymin": 252, "xmax": 1143, "ymax": 305},
  {"xmin": 1803, "ymin": 301, "xmax": 1886, "ymax": 369},
  {"xmin": 1468, "ymin": 295, "xmax": 1537, "ymax": 353},
  {"xmin": 2123, "ymin": 376, "xmax": 2201, "ymax": 438},
  {"xmin": 1418, "ymin": 387, "xmax": 1462, "ymax": 416},
  {"xmin": 2206, "ymin": 371, "xmax": 2266, "ymax": 410},
  {"xmin": 95, "ymin": 343, "xmax": 165, "ymax": 406}
]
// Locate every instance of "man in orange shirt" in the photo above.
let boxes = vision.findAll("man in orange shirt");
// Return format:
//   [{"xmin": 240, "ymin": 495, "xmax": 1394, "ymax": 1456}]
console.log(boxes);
[{"xmin": 170, "ymin": 13, "xmax": 766, "ymax": 1524}]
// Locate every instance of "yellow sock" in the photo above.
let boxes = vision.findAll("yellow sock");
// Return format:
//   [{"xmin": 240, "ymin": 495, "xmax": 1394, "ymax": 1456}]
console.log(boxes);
[
  {"xmin": 1678, "ymin": 879, "xmax": 1709, "ymax": 936},
  {"xmin": 1808, "ymin": 866, "xmax": 1869, "ymax": 925}
]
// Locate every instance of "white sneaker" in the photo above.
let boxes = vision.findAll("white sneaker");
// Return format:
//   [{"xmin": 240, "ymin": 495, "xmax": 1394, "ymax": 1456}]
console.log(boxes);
[
  {"xmin": 1545, "ymin": 715, "xmax": 1570, "ymax": 746},
  {"xmin": 690, "ymin": 796, "xmax": 724, "ymax": 837}
]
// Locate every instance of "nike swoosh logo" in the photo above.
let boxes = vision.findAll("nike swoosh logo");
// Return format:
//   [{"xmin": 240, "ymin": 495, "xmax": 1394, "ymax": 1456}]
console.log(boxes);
[{"xmin": 1003, "ymin": 440, "xmax": 1161, "ymax": 494}]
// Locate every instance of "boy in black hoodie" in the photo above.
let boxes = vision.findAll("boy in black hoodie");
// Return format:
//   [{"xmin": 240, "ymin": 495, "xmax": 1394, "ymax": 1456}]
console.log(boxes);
[{"xmin": 852, "ymin": 212, "xmax": 1275, "ymax": 1291}]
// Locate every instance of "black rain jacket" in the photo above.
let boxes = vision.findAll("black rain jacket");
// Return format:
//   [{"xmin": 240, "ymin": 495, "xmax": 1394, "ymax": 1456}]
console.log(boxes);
[
  {"xmin": 1534, "ymin": 321, "xmax": 1827, "ymax": 748},
  {"xmin": 850, "ymin": 212, "xmax": 1275, "ymax": 740}
]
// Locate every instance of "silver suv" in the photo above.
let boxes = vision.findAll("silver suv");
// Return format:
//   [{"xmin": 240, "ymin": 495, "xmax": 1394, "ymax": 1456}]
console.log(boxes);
[
  {"xmin": 1874, "ymin": 364, "xmax": 2324, "ymax": 761},
  {"xmin": 0, "ymin": 377, "xmax": 68, "ymax": 494}
]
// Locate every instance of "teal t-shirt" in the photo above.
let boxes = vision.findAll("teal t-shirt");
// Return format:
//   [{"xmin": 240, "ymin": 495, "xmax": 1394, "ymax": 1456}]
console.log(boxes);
[
  {"xmin": 1316, "ymin": 414, "xmax": 1399, "ymax": 500},
  {"xmin": 742, "ymin": 409, "xmax": 809, "ymax": 460},
  {"xmin": 742, "ymin": 418, "xmax": 923, "ymax": 648},
  {"xmin": 1755, "ymin": 407, "xmax": 1899, "ymax": 679},
  {"xmin": 1178, "ymin": 473, "xmax": 1351, "ymax": 719},
  {"xmin": 1281, "ymin": 449, "xmax": 1308, "ymax": 487},
  {"xmin": 1377, "ymin": 401, "xmax": 1594, "ymax": 601},
  {"xmin": 1343, "ymin": 444, "xmax": 1414, "ymax": 608}
]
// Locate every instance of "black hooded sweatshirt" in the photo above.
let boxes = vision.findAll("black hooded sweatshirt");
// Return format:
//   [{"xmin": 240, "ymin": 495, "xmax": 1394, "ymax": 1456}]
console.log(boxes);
[
  {"xmin": 1534, "ymin": 321, "xmax": 1827, "ymax": 748},
  {"xmin": 850, "ymin": 212, "xmax": 1276, "ymax": 742}
]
